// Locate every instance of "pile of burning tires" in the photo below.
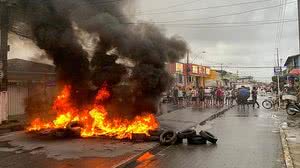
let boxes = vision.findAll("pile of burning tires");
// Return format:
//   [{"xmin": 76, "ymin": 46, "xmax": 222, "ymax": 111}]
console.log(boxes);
[{"xmin": 147, "ymin": 129, "xmax": 218, "ymax": 146}]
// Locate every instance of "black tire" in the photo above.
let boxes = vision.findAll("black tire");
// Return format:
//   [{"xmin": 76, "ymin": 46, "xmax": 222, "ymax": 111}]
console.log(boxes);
[
  {"xmin": 66, "ymin": 121, "xmax": 83, "ymax": 129},
  {"xmin": 51, "ymin": 128, "xmax": 67, "ymax": 138},
  {"xmin": 148, "ymin": 129, "xmax": 164, "ymax": 136},
  {"xmin": 199, "ymin": 131, "xmax": 218, "ymax": 144},
  {"xmin": 187, "ymin": 135, "xmax": 207, "ymax": 145},
  {"xmin": 160, "ymin": 130, "xmax": 177, "ymax": 146},
  {"xmin": 262, "ymin": 100, "xmax": 273, "ymax": 109},
  {"xmin": 286, "ymin": 104, "xmax": 298, "ymax": 116},
  {"xmin": 145, "ymin": 135, "xmax": 160, "ymax": 142},
  {"xmin": 175, "ymin": 137, "xmax": 183, "ymax": 144},
  {"xmin": 177, "ymin": 129, "xmax": 196, "ymax": 139}
]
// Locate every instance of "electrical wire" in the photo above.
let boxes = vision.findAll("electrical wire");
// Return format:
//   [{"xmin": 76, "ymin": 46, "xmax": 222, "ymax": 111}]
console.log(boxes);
[
  {"xmin": 153, "ymin": 19, "xmax": 297, "ymax": 26},
  {"xmin": 151, "ymin": 19, "xmax": 297, "ymax": 29},
  {"xmin": 138, "ymin": 0, "xmax": 202, "ymax": 13},
  {"xmin": 127, "ymin": 1, "xmax": 296, "ymax": 24},
  {"xmin": 129, "ymin": 0, "xmax": 275, "ymax": 16}
]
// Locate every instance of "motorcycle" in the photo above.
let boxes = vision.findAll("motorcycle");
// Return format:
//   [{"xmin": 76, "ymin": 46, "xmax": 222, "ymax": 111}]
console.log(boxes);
[{"xmin": 283, "ymin": 95, "xmax": 300, "ymax": 116}]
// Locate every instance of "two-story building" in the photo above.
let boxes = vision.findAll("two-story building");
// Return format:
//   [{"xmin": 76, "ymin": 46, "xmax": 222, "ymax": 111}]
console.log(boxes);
[
  {"xmin": 167, "ymin": 62, "xmax": 211, "ymax": 88},
  {"xmin": 284, "ymin": 54, "xmax": 300, "ymax": 73}
]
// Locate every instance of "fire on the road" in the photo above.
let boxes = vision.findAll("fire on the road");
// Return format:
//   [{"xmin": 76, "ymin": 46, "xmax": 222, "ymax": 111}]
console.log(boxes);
[{"xmin": 27, "ymin": 85, "xmax": 159, "ymax": 139}]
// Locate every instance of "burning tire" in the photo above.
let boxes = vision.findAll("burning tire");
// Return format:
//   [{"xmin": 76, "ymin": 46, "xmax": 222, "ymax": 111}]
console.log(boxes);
[
  {"xmin": 51, "ymin": 128, "xmax": 68, "ymax": 138},
  {"xmin": 66, "ymin": 121, "xmax": 83, "ymax": 129},
  {"xmin": 199, "ymin": 131, "xmax": 218, "ymax": 144},
  {"xmin": 160, "ymin": 130, "xmax": 177, "ymax": 146},
  {"xmin": 187, "ymin": 135, "xmax": 207, "ymax": 145},
  {"xmin": 66, "ymin": 121, "xmax": 83, "ymax": 137},
  {"xmin": 177, "ymin": 129, "xmax": 196, "ymax": 139}
]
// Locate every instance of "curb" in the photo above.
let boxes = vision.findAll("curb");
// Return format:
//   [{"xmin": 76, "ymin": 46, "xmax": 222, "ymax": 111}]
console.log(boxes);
[
  {"xmin": 199, "ymin": 105, "xmax": 234, "ymax": 126},
  {"xmin": 280, "ymin": 126, "xmax": 294, "ymax": 168},
  {"xmin": 117, "ymin": 106, "xmax": 233, "ymax": 168},
  {"xmin": 114, "ymin": 143, "xmax": 160, "ymax": 168},
  {"xmin": 0, "ymin": 123, "xmax": 25, "ymax": 133}
]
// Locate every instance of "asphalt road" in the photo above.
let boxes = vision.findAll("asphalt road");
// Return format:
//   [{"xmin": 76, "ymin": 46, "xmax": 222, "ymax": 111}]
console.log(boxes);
[{"xmin": 126, "ymin": 106, "xmax": 285, "ymax": 168}]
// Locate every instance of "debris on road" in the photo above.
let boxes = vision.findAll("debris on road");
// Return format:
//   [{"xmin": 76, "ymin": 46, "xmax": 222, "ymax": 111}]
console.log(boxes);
[
  {"xmin": 160, "ymin": 130, "xmax": 177, "ymax": 145},
  {"xmin": 199, "ymin": 130, "xmax": 218, "ymax": 144},
  {"xmin": 159, "ymin": 129, "xmax": 218, "ymax": 146}
]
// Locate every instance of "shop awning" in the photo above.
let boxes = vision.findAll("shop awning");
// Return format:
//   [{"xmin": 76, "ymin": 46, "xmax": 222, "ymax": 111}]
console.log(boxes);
[{"xmin": 289, "ymin": 69, "xmax": 300, "ymax": 76}]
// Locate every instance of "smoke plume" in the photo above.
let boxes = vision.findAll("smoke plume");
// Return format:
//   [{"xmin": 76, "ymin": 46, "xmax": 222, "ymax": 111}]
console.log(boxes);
[{"xmin": 12, "ymin": 0, "xmax": 188, "ymax": 118}]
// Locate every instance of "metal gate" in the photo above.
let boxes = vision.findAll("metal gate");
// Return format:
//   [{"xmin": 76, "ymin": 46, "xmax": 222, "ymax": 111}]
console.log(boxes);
[{"xmin": 8, "ymin": 85, "xmax": 28, "ymax": 116}]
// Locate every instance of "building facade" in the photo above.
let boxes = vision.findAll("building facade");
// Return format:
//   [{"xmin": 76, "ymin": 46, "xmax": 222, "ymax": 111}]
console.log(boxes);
[{"xmin": 167, "ymin": 63, "xmax": 211, "ymax": 88}]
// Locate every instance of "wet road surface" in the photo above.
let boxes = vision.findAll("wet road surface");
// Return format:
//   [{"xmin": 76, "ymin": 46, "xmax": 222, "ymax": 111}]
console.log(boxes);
[{"xmin": 126, "ymin": 106, "xmax": 284, "ymax": 168}]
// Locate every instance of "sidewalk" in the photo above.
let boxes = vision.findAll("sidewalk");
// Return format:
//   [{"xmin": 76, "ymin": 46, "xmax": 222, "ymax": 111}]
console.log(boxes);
[{"xmin": 281, "ymin": 116, "xmax": 300, "ymax": 168}]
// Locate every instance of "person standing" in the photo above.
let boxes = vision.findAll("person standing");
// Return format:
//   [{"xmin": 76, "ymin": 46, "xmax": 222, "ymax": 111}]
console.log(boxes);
[
  {"xmin": 252, "ymin": 87, "xmax": 260, "ymax": 108},
  {"xmin": 224, "ymin": 88, "xmax": 231, "ymax": 106},
  {"xmin": 204, "ymin": 87, "xmax": 212, "ymax": 107},
  {"xmin": 216, "ymin": 87, "xmax": 224, "ymax": 107},
  {"xmin": 211, "ymin": 87, "xmax": 217, "ymax": 107},
  {"xmin": 191, "ymin": 87, "xmax": 197, "ymax": 106},
  {"xmin": 178, "ymin": 87, "xmax": 184, "ymax": 107},
  {"xmin": 173, "ymin": 87, "xmax": 178, "ymax": 105},
  {"xmin": 231, "ymin": 88, "xmax": 237, "ymax": 105},
  {"xmin": 198, "ymin": 87, "xmax": 205, "ymax": 108}
]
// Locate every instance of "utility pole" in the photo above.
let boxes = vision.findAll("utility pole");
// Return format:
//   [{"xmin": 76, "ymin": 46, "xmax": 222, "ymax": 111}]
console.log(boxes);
[
  {"xmin": 276, "ymin": 48, "xmax": 281, "ymax": 109},
  {"xmin": 0, "ymin": 0, "xmax": 9, "ymax": 92},
  {"xmin": 0, "ymin": 0, "xmax": 10, "ymax": 123},
  {"xmin": 298, "ymin": 0, "xmax": 300, "ymax": 52},
  {"xmin": 186, "ymin": 51, "xmax": 189, "ymax": 88}
]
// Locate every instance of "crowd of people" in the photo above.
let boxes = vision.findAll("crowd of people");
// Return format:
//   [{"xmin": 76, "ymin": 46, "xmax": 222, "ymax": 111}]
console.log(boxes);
[
  {"xmin": 168, "ymin": 86, "xmax": 260, "ymax": 109},
  {"xmin": 170, "ymin": 86, "xmax": 237, "ymax": 108}
]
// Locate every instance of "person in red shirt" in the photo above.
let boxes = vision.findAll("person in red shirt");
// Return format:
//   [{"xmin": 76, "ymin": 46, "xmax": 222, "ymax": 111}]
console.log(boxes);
[{"xmin": 216, "ymin": 87, "xmax": 224, "ymax": 107}]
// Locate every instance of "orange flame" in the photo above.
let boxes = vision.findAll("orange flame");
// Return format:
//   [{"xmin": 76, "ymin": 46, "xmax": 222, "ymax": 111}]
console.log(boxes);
[{"xmin": 27, "ymin": 85, "xmax": 159, "ymax": 139}]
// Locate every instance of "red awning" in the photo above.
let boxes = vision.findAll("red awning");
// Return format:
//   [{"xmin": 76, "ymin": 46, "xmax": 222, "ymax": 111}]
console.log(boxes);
[{"xmin": 289, "ymin": 69, "xmax": 300, "ymax": 76}]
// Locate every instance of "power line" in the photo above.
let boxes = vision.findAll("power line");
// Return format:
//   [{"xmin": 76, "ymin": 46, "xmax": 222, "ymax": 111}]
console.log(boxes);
[
  {"xmin": 130, "ymin": 0, "xmax": 275, "ymax": 16},
  {"xmin": 153, "ymin": 19, "xmax": 297, "ymax": 29},
  {"xmin": 278, "ymin": 0, "xmax": 288, "ymax": 49},
  {"xmin": 129, "ymin": 1, "xmax": 297, "ymax": 24},
  {"xmin": 79, "ymin": 0, "xmax": 122, "ymax": 5},
  {"xmin": 138, "ymin": 0, "xmax": 202, "ymax": 13},
  {"xmin": 152, "ymin": 19, "xmax": 296, "ymax": 26}
]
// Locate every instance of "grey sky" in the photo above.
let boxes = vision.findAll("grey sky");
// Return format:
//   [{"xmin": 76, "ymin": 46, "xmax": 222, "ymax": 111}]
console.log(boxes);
[
  {"xmin": 7, "ymin": 0, "xmax": 299, "ymax": 82},
  {"xmin": 135, "ymin": 0, "xmax": 299, "ymax": 82}
]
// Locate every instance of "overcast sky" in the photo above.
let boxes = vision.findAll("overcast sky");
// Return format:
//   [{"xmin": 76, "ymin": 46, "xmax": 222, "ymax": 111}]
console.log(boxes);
[
  {"xmin": 134, "ymin": 0, "xmax": 299, "ymax": 82},
  {"xmin": 8, "ymin": 0, "xmax": 299, "ymax": 82}
]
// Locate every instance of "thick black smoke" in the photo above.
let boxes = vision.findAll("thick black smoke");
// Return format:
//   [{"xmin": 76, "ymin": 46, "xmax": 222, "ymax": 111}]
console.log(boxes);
[{"xmin": 13, "ymin": 0, "xmax": 188, "ymax": 118}]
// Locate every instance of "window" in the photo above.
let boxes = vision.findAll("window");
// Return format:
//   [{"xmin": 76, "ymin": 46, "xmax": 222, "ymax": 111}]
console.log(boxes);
[
  {"xmin": 192, "ymin": 65, "xmax": 198, "ymax": 74},
  {"xmin": 176, "ymin": 63, "xmax": 183, "ymax": 73},
  {"xmin": 206, "ymin": 68, "xmax": 211, "ymax": 75}
]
